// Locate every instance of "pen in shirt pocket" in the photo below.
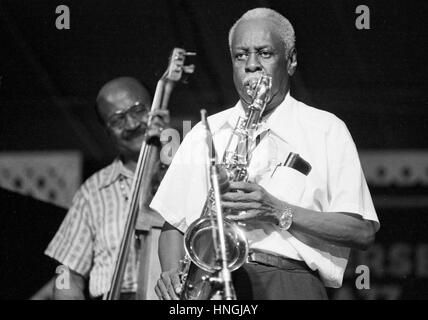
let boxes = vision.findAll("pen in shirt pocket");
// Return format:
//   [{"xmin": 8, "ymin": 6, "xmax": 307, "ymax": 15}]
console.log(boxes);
[
  {"xmin": 271, "ymin": 152, "xmax": 311, "ymax": 177},
  {"xmin": 271, "ymin": 152, "xmax": 296, "ymax": 177}
]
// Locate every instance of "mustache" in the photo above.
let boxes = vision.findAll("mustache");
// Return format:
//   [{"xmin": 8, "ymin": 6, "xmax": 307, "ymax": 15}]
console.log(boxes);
[{"xmin": 121, "ymin": 125, "xmax": 146, "ymax": 140}]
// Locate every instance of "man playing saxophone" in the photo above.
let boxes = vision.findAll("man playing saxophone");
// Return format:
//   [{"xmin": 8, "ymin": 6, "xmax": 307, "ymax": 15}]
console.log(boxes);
[{"xmin": 152, "ymin": 8, "xmax": 379, "ymax": 300}]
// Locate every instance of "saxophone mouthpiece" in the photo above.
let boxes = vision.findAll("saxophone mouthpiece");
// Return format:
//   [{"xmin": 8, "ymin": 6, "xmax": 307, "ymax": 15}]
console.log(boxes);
[{"xmin": 246, "ymin": 78, "xmax": 259, "ymax": 98}]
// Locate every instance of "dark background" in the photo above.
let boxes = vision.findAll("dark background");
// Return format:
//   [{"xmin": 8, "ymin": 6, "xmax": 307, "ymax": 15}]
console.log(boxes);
[
  {"xmin": 1, "ymin": 0, "xmax": 427, "ymax": 171},
  {"xmin": 0, "ymin": 188, "xmax": 65, "ymax": 299},
  {"xmin": 1, "ymin": 0, "xmax": 428, "ymax": 299}
]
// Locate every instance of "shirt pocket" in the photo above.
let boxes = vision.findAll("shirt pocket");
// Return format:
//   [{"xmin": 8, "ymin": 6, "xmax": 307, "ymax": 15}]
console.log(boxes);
[{"xmin": 258, "ymin": 166, "xmax": 307, "ymax": 204}]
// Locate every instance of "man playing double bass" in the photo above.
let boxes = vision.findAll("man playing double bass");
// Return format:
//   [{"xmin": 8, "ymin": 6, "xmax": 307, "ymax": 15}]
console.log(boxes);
[{"xmin": 45, "ymin": 77, "xmax": 168, "ymax": 299}]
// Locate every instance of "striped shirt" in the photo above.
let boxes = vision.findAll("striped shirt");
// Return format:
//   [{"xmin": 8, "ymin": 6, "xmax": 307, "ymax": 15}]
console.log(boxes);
[{"xmin": 45, "ymin": 159, "xmax": 144, "ymax": 298}]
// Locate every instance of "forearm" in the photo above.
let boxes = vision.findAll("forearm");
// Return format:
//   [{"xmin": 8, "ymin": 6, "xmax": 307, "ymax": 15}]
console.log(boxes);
[
  {"xmin": 287, "ymin": 204, "xmax": 376, "ymax": 250},
  {"xmin": 222, "ymin": 181, "xmax": 377, "ymax": 251},
  {"xmin": 53, "ymin": 288, "xmax": 85, "ymax": 300},
  {"xmin": 158, "ymin": 222, "xmax": 185, "ymax": 271},
  {"xmin": 30, "ymin": 277, "xmax": 56, "ymax": 300}
]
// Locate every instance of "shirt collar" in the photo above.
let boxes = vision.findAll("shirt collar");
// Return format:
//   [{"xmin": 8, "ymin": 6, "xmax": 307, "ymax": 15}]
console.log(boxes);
[
  {"xmin": 264, "ymin": 92, "xmax": 299, "ymax": 146},
  {"xmin": 214, "ymin": 91, "xmax": 298, "ymax": 147},
  {"xmin": 99, "ymin": 158, "xmax": 134, "ymax": 189}
]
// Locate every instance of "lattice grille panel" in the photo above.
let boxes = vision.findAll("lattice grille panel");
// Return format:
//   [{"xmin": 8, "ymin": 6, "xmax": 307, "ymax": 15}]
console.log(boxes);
[{"xmin": 0, "ymin": 151, "xmax": 82, "ymax": 208}]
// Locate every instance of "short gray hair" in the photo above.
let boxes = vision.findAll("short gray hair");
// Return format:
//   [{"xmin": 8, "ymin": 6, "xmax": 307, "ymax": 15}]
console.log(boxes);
[{"xmin": 228, "ymin": 8, "xmax": 296, "ymax": 56}]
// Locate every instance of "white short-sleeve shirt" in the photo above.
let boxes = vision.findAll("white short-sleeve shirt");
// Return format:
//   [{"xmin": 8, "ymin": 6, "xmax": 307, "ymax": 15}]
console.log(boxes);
[{"xmin": 150, "ymin": 93, "xmax": 379, "ymax": 288}]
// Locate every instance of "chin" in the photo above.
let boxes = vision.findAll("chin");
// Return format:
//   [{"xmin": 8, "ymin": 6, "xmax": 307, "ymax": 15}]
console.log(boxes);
[
  {"xmin": 120, "ymin": 138, "xmax": 144, "ymax": 154},
  {"xmin": 130, "ymin": 139, "xmax": 144, "ymax": 153}
]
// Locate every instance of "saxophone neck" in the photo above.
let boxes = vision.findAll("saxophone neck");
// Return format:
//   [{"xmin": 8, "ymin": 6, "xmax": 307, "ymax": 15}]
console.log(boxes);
[{"xmin": 244, "ymin": 106, "xmax": 263, "ymax": 131}]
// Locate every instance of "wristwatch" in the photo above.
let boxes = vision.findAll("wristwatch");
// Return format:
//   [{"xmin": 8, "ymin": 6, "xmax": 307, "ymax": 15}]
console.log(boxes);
[{"xmin": 278, "ymin": 206, "xmax": 293, "ymax": 231}]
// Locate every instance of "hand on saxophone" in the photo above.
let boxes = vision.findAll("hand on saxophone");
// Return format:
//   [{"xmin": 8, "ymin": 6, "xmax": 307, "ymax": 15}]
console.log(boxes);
[
  {"xmin": 221, "ymin": 181, "xmax": 287, "ymax": 224},
  {"xmin": 154, "ymin": 268, "xmax": 182, "ymax": 300}
]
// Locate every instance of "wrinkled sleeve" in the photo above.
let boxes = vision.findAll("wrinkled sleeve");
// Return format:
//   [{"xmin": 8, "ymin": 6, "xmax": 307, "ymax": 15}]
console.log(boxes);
[
  {"xmin": 326, "ymin": 119, "xmax": 379, "ymax": 231},
  {"xmin": 150, "ymin": 124, "xmax": 209, "ymax": 233},
  {"xmin": 45, "ymin": 188, "xmax": 95, "ymax": 276}
]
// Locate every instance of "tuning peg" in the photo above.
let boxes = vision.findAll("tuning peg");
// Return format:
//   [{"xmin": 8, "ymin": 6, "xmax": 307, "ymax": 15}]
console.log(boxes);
[{"xmin": 183, "ymin": 64, "xmax": 195, "ymax": 74}]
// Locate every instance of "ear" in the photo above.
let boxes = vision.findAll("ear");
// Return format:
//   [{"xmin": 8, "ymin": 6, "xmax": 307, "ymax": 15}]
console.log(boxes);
[
  {"xmin": 105, "ymin": 126, "xmax": 112, "ymax": 136},
  {"xmin": 103, "ymin": 124, "xmax": 116, "ymax": 141},
  {"xmin": 287, "ymin": 47, "xmax": 297, "ymax": 76}
]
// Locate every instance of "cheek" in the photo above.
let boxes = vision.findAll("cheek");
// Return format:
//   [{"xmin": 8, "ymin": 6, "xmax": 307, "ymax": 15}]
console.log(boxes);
[
  {"xmin": 262, "ymin": 60, "xmax": 279, "ymax": 76},
  {"xmin": 232, "ymin": 65, "xmax": 243, "ymax": 79},
  {"xmin": 232, "ymin": 68, "xmax": 245, "ymax": 90},
  {"xmin": 109, "ymin": 132, "xmax": 121, "ymax": 144},
  {"xmin": 111, "ymin": 132, "xmax": 129, "ymax": 148},
  {"xmin": 271, "ymin": 67, "xmax": 288, "ymax": 89}
]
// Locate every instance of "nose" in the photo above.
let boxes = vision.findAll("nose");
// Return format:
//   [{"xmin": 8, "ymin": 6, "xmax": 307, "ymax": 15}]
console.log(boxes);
[
  {"xmin": 124, "ymin": 113, "xmax": 141, "ymax": 130},
  {"xmin": 245, "ymin": 52, "xmax": 262, "ymax": 73}
]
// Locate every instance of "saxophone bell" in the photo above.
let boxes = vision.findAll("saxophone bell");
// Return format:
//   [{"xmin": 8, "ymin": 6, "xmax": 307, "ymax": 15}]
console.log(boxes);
[{"xmin": 184, "ymin": 217, "xmax": 249, "ymax": 273}]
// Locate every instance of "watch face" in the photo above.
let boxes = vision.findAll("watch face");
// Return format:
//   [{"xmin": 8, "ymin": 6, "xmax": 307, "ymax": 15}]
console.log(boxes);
[
  {"xmin": 279, "ymin": 218, "xmax": 291, "ymax": 231},
  {"xmin": 279, "ymin": 209, "xmax": 292, "ymax": 231},
  {"xmin": 281, "ymin": 218, "xmax": 292, "ymax": 231}
]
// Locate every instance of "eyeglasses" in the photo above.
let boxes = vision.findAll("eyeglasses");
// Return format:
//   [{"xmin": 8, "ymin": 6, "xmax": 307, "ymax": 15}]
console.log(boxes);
[{"xmin": 106, "ymin": 102, "xmax": 151, "ymax": 130}]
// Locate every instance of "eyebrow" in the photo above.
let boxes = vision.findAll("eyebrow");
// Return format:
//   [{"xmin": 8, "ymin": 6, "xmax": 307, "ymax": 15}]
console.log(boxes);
[{"xmin": 233, "ymin": 45, "xmax": 274, "ymax": 51}]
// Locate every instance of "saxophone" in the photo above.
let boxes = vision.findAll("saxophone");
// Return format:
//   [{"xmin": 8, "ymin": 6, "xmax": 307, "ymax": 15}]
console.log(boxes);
[{"xmin": 179, "ymin": 74, "xmax": 272, "ymax": 300}]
